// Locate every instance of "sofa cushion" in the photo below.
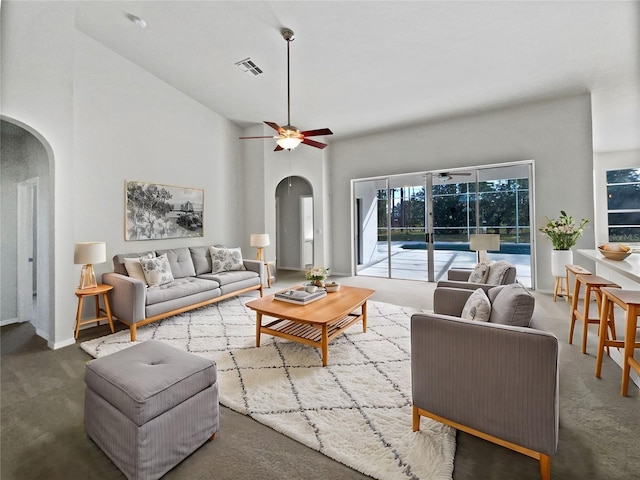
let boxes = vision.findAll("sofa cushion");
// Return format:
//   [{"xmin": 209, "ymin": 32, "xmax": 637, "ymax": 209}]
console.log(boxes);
[
  {"xmin": 155, "ymin": 247, "xmax": 196, "ymax": 279},
  {"xmin": 489, "ymin": 283, "xmax": 535, "ymax": 327},
  {"xmin": 189, "ymin": 246, "xmax": 212, "ymax": 275},
  {"xmin": 468, "ymin": 263, "xmax": 490, "ymax": 284},
  {"xmin": 141, "ymin": 253, "xmax": 175, "ymax": 287},
  {"xmin": 461, "ymin": 288, "xmax": 491, "ymax": 322},
  {"xmin": 145, "ymin": 277, "xmax": 220, "ymax": 306},
  {"xmin": 198, "ymin": 270, "xmax": 259, "ymax": 287},
  {"xmin": 486, "ymin": 260, "xmax": 515, "ymax": 285},
  {"xmin": 209, "ymin": 246, "xmax": 246, "ymax": 274}
]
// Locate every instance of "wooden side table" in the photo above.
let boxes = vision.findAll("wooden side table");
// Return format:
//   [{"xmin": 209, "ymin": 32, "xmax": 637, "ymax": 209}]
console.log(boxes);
[{"xmin": 75, "ymin": 284, "xmax": 115, "ymax": 339}]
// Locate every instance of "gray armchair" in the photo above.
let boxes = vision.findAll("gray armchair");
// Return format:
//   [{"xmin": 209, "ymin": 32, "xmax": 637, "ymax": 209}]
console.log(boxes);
[
  {"xmin": 411, "ymin": 284, "xmax": 559, "ymax": 480},
  {"xmin": 437, "ymin": 260, "xmax": 517, "ymax": 292}
]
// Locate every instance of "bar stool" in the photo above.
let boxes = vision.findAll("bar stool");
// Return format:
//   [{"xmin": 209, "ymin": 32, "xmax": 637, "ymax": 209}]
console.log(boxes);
[
  {"xmin": 563, "ymin": 265, "xmax": 591, "ymax": 304},
  {"xmin": 595, "ymin": 287, "xmax": 640, "ymax": 396},
  {"xmin": 553, "ymin": 275, "xmax": 568, "ymax": 302},
  {"xmin": 569, "ymin": 274, "xmax": 619, "ymax": 354}
]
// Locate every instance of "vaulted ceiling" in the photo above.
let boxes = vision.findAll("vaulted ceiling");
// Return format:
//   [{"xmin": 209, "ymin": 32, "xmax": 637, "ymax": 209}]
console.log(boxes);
[{"xmin": 73, "ymin": 1, "xmax": 639, "ymax": 151}]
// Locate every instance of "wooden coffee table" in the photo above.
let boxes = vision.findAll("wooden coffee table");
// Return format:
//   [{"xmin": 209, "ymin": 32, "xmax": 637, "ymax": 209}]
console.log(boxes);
[{"xmin": 246, "ymin": 285, "xmax": 375, "ymax": 366}]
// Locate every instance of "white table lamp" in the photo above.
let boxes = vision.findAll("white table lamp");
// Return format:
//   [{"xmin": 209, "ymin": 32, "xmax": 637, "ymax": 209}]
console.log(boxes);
[
  {"xmin": 74, "ymin": 242, "xmax": 106, "ymax": 289},
  {"xmin": 250, "ymin": 234, "xmax": 270, "ymax": 261},
  {"xmin": 470, "ymin": 234, "xmax": 500, "ymax": 264}
]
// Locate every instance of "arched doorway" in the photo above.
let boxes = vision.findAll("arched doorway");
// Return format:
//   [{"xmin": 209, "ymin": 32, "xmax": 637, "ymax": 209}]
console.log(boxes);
[
  {"xmin": 275, "ymin": 176, "xmax": 314, "ymax": 270},
  {"xmin": 1, "ymin": 118, "xmax": 54, "ymax": 342}
]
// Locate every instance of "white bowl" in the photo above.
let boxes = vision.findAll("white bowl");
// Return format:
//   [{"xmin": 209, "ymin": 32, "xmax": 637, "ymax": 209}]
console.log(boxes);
[{"xmin": 325, "ymin": 283, "xmax": 341, "ymax": 293}]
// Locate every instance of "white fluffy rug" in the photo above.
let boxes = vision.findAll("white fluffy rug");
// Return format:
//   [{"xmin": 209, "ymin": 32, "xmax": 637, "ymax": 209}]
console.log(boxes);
[{"xmin": 81, "ymin": 295, "xmax": 456, "ymax": 480}]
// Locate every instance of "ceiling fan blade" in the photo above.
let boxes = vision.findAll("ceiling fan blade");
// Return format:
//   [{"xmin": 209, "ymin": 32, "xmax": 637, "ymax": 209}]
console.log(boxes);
[
  {"xmin": 300, "ymin": 128, "xmax": 333, "ymax": 137},
  {"xmin": 239, "ymin": 136, "xmax": 276, "ymax": 139},
  {"xmin": 274, "ymin": 145, "xmax": 284, "ymax": 152},
  {"xmin": 302, "ymin": 138, "xmax": 328, "ymax": 149},
  {"xmin": 264, "ymin": 121, "xmax": 284, "ymax": 134}
]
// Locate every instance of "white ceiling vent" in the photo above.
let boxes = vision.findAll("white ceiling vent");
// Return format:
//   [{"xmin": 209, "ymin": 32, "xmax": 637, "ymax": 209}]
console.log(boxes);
[{"xmin": 235, "ymin": 58, "xmax": 263, "ymax": 76}]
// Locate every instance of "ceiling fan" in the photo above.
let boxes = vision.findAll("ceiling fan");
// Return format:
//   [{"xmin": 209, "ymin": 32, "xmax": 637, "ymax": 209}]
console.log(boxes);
[
  {"xmin": 239, "ymin": 28, "xmax": 333, "ymax": 151},
  {"xmin": 438, "ymin": 172, "xmax": 472, "ymax": 181}
]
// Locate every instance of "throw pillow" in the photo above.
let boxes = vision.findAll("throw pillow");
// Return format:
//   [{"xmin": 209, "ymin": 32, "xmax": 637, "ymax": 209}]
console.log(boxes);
[
  {"xmin": 468, "ymin": 263, "xmax": 490, "ymax": 284},
  {"xmin": 489, "ymin": 283, "xmax": 535, "ymax": 327},
  {"xmin": 460, "ymin": 288, "xmax": 492, "ymax": 322},
  {"xmin": 209, "ymin": 246, "xmax": 245, "ymax": 274},
  {"xmin": 123, "ymin": 254, "xmax": 153, "ymax": 284},
  {"xmin": 485, "ymin": 260, "xmax": 514, "ymax": 285},
  {"xmin": 140, "ymin": 253, "xmax": 175, "ymax": 287}
]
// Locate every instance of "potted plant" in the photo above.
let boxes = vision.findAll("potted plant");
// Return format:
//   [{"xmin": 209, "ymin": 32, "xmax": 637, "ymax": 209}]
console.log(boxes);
[
  {"xmin": 539, "ymin": 211, "xmax": 589, "ymax": 277},
  {"xmin": 305, "ymin": 266, "xmax": 329, "ymax": 288}
]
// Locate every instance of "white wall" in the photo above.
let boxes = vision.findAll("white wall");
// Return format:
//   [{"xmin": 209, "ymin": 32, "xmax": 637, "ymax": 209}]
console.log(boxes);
[
  {"xmin": 2, "ymin": 3, "xmax": 245, "ymax": 347},
  {"xmin": 1, "ymin": 1, "xmax": 75, "ymax": 347},
  {"xmin": 73, "ymin": 30, "xmax": 244, "ymax": 278},
  {"xmin": 329, "ymin": 94, "xmax": 595, "ymax": 291}
]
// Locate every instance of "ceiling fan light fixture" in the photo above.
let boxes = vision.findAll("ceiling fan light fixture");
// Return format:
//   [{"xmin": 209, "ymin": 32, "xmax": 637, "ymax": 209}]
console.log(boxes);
[{"xmin": 276, "ymin": 136, "xmax": 302, "ymax": 150}]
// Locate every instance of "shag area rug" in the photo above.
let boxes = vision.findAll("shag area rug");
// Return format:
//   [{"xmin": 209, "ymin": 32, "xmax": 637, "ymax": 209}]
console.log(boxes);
[{"xmin": 81, "ymin": 296, "xmax": 456, "ymax": 480}]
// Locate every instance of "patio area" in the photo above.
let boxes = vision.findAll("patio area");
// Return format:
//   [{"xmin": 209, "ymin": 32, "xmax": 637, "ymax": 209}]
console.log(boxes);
[{"xmin": 357, "ymin": 242, "xmax": 532, "ymax": 288}]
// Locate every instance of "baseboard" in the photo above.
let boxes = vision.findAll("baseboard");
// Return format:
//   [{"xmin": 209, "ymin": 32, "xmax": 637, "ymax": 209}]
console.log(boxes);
[
  {"xmin": 49, "ymin": 337, "xmax": 75, "ymax": 350},
  {"xmin": 1, "ymin": 317, "xmax": 23, "ymax": 327},
  {"xmin": 35, "ymin": 327, "xmax": 49, "ymax": 341}
]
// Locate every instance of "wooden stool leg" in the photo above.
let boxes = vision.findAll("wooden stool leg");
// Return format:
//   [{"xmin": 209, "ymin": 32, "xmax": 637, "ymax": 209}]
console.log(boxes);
[
  {"xmin": 553, "ymin": 277, "xmax": 560, "ymax": 302},
  {"xmin": 565, "ymin": 270, "xmax": 571, "ymax": 303},
  {"xmin": 621, "ymin": 307, "xmax": 639, "ymax": 396},
  {"xmin": 595, "ymin": 294, "xmax": 611, "ymax": 378},
  {"xmin": 568, "ymin": 277, "xmax": 581, "ymax": 345},
  {"xmin": 581, "ymin": 285, "xmax": 592, "ymax": 354}
]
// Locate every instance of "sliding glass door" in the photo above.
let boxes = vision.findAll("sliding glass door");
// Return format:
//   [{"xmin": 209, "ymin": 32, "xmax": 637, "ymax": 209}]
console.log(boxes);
[{"xmin": 353, "ymin": 161, "xmax": 534, "ymax": 287}]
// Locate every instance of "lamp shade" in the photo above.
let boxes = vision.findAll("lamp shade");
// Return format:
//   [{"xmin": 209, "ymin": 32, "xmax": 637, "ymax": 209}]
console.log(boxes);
[
  {"xmin": 250, "ymin": 234, "xmax": 270, "ymax": 248},
  {"xmin": 74, "ymin": 242, "xmax": 106, "ymax": 265},
  {"xmin": 276, "ymin": 136, "xmax": 302, "ymax": 150},
  {"xmin": 469, "ymin": 234, "xmax": 500, "ymax": 252}
]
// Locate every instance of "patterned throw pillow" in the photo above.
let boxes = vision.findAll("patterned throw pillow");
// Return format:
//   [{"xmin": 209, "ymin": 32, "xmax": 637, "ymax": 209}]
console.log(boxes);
[
  {"xmin": 123, "ymin": 253, "xmax": 153, "ymax": 284},
  {"xmin": 468, "ymin": 263, "xmax": 490, "ymax": 284},
  {"xmin": 209, "ymin": 246, "xmax": 245, "ymax": 274},
  {"xmin": 460, "ymin": 288, "xmax": 492, "ymax": 322},
  {"xmin": 140, "ymin": 253, "xmax": 175, "ymax": 287}
]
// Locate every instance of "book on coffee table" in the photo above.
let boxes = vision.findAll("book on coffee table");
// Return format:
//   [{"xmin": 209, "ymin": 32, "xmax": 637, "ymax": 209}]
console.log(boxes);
[{"xmin": 274, "ymin": 289, "xmax": 327, "ymax": 305}]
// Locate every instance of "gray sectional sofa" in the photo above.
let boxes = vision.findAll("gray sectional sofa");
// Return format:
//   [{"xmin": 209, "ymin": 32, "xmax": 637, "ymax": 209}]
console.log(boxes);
[{"xmin": 102, "ymin": 246, "xmax": 264, "ymax": 341}]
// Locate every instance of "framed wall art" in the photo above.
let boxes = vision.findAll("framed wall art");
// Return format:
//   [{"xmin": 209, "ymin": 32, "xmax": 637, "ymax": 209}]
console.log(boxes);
[{"xmin": 125, "ymin": 180, "xmax": 204, "ymax": 240}]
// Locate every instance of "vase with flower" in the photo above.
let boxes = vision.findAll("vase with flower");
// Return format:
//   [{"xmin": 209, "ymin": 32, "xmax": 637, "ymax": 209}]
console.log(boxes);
[
  {"xmin": 305, "ymin": 266, "xmax": 329, "ymax": 288},
  {"xmin": 539, "ymin": 210, "xmax": 588, "ymax": 277}
]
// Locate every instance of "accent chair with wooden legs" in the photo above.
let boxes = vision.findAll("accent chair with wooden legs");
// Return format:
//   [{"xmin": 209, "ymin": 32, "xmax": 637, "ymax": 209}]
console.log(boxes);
[{"xmin": 412, "ymin": 285, "xmax": 559, "ymax": 480}]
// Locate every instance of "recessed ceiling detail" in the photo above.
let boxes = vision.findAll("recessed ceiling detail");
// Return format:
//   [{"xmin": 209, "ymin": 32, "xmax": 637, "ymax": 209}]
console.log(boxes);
[{"xmin": 235, "ymin": 58, "xmax": 263, "ymax": 76}]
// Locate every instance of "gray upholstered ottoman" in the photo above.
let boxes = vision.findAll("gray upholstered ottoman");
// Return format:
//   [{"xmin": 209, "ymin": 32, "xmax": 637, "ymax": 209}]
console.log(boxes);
[{"xmin": 84, "ymin": 340, "xmax": 219, "ymax": 480}]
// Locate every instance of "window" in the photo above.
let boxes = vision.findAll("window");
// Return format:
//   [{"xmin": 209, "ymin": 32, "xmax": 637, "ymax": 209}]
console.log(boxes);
[{"xmin": 606, "ymin": 167, "xmax": 640, "ymax": 243}]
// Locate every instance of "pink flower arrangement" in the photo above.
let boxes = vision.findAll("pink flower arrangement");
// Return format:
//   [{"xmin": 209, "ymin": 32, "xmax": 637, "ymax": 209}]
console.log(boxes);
[{"xmin": 539, "ymin": 211, "xmax": 588, "ymax": 250}]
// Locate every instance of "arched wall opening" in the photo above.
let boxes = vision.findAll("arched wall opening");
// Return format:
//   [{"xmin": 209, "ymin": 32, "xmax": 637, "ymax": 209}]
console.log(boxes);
[
  {"xmin": 1, "ymin": 116, "xmax": 55, "ymax": 343},
  {"xmin": 275, "ymin": 176, "xmax": 314, "ymax": 270}
]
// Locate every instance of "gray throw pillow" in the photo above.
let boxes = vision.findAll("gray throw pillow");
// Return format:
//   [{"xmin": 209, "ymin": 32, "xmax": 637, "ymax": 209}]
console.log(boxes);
[
  {"xmin": 468, "ymin": 263, "xmax": 490, "ymax": 283},
  {"xmin": 486, "ymin": 260, "xmax": 513, "ymax": 285},
  {"xmin": 489, "ymin": 283, "xmax": 534, "ymax": 327},
  {"xmin": 461, "ymin": 288, "xmax": 492, "ymax": 322}
]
